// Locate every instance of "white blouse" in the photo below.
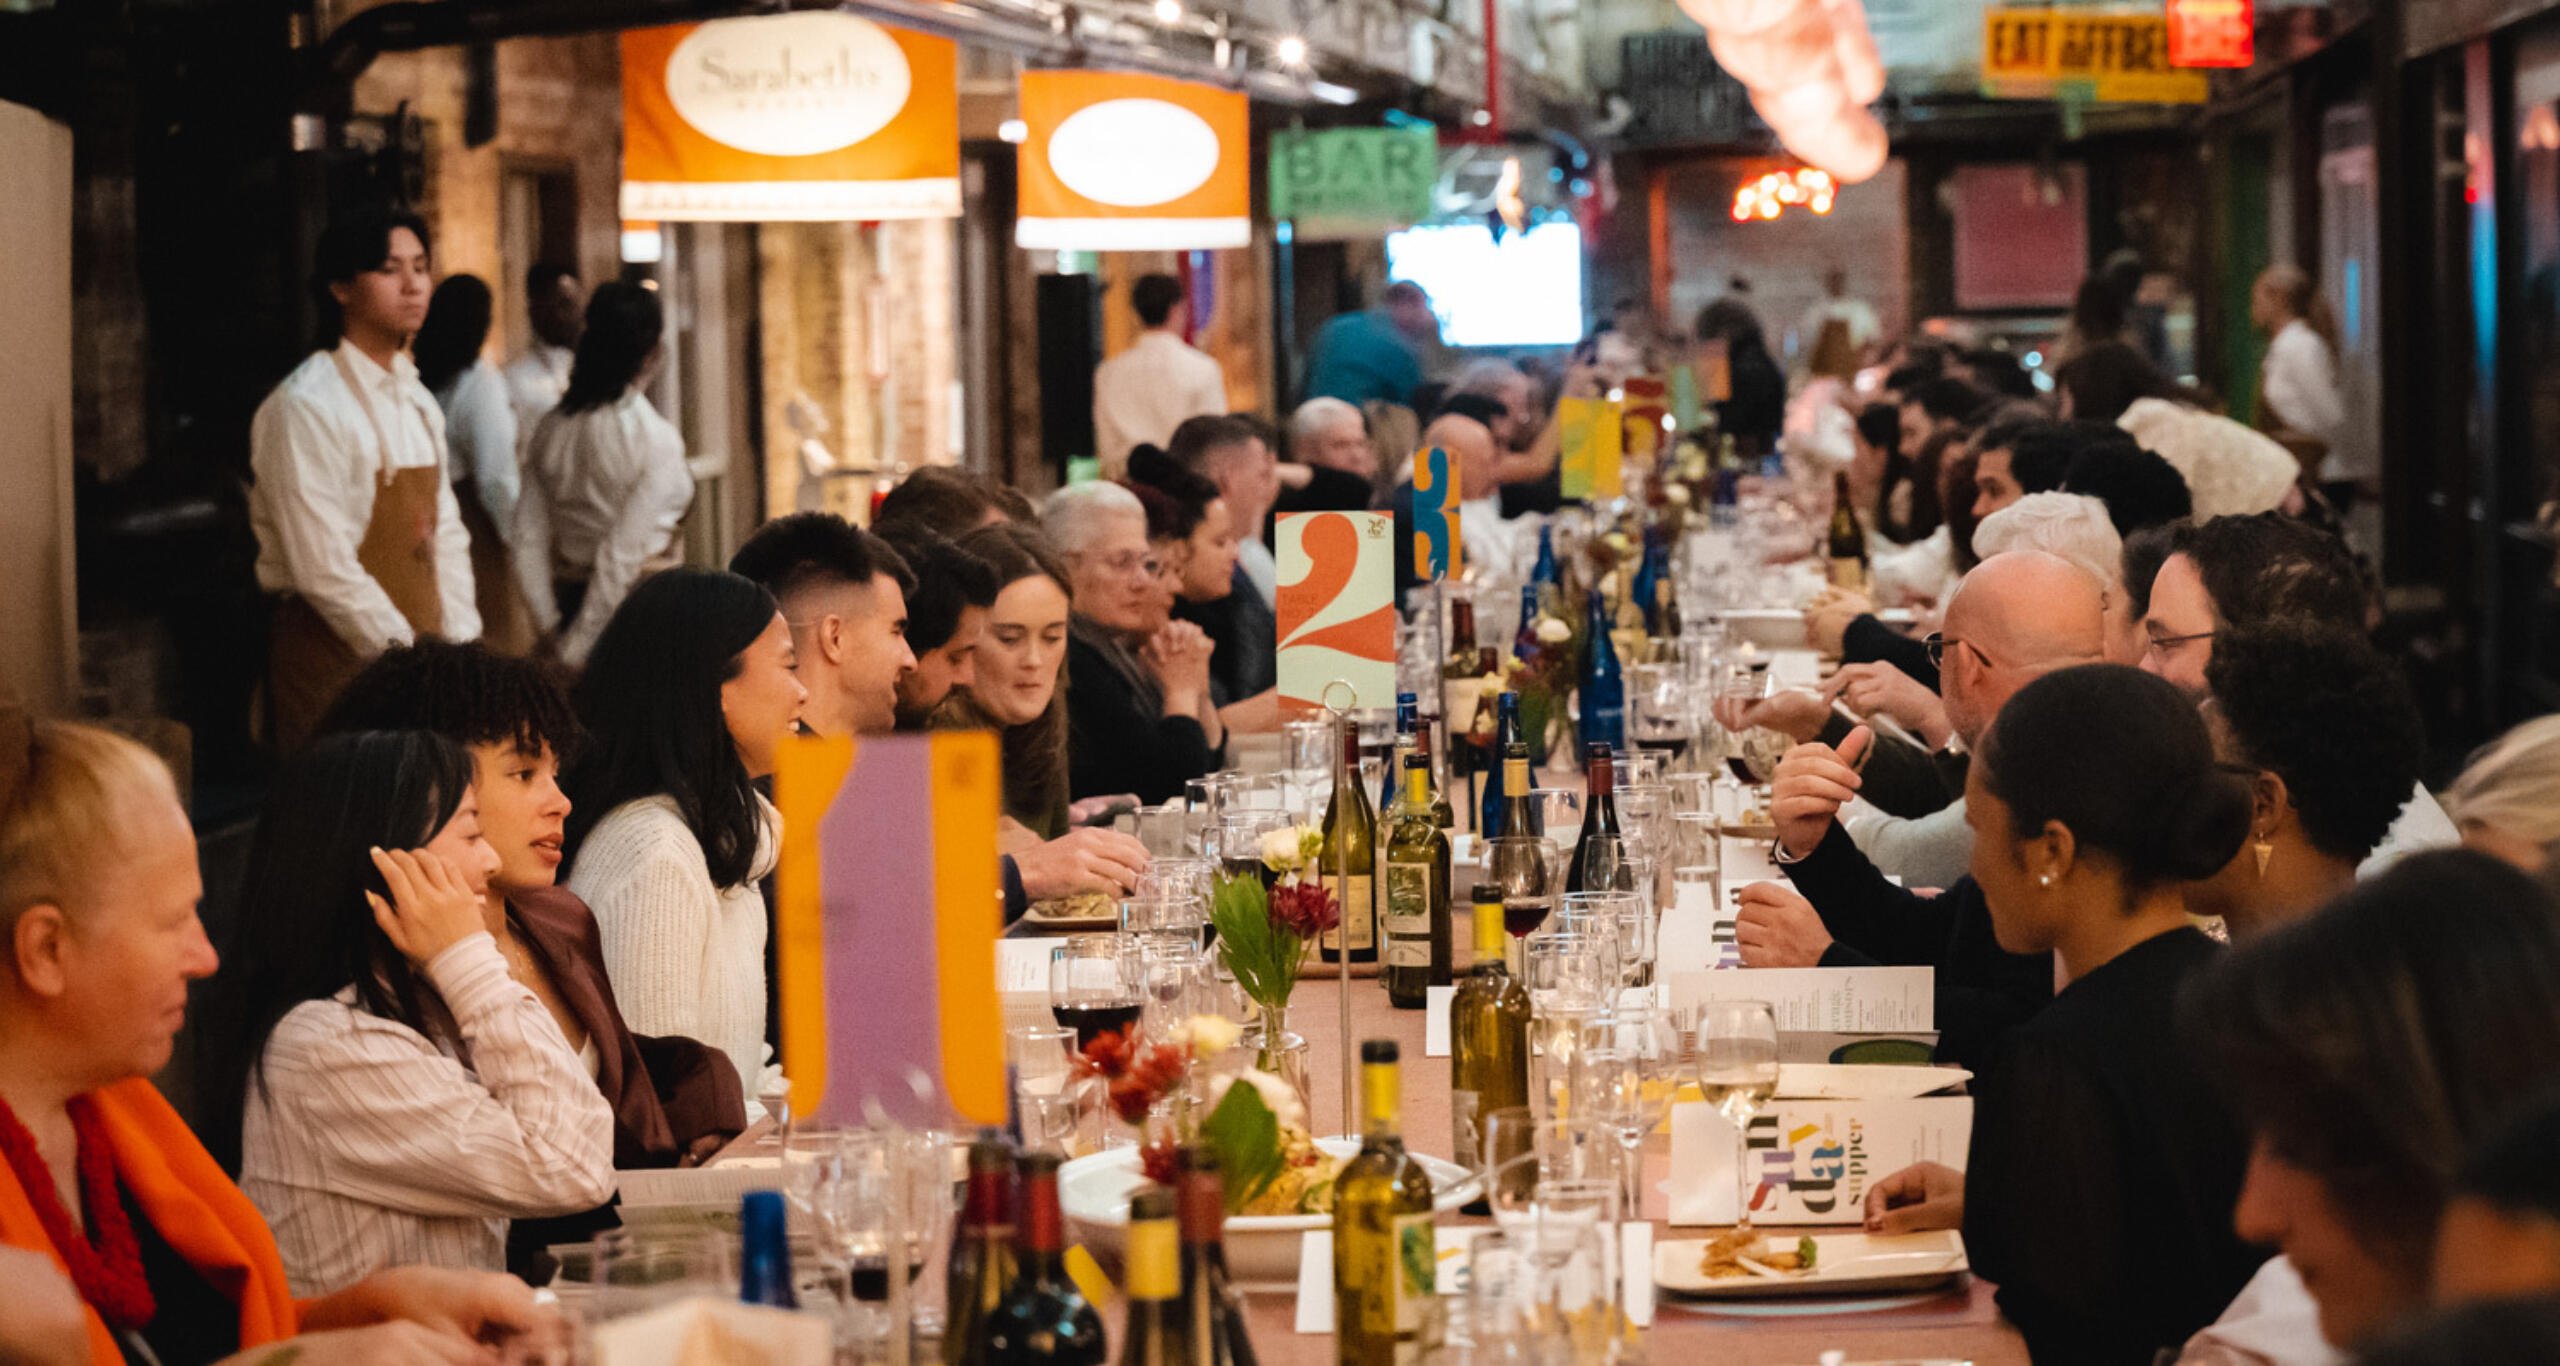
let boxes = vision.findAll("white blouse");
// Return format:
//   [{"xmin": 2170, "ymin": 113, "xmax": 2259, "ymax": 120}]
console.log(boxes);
[
  {"xmin": 434, "ymin": 358, "xmax": 521, "ymax": 537},
  {"xmin": 514, "ymin": 390, "xmax": 694, "ymax": 666},
  {"xmin": 568, "ymin": 793, "xmax": 783, "ymax": 1099},
  {"xmin": 239, "ymin": 932, "xmax": 615, "ymax": 1297}
]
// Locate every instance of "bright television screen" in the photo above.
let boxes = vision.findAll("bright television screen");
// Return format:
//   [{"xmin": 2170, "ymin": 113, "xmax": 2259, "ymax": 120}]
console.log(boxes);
[{"xmin": 1386, "ymin": 221, "xmax": 1586, "ymax": 349}]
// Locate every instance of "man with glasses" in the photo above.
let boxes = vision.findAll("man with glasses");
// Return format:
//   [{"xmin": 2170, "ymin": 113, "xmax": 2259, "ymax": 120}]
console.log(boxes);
[
  {"xmin": 1728, "ymin": 551, "xmax": 2108, "ymax": 1069},
  {"xmin": 1041, "ymin": 481, "xmax": 1223, "ymax": 805}
]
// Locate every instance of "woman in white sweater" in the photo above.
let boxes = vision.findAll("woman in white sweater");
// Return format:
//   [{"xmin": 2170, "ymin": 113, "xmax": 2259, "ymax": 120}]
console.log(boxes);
[
  {"xmin": 197, "ymin": 731, "xmax": 615, "ymax": 1296},
  {"xmin": 560, "ymin": 568, "xmax": 807, "ymax": 1097}
]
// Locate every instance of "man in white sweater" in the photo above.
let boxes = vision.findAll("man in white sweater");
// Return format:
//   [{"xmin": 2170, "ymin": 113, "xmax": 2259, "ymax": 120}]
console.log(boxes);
[{"xmin": 730, "ymin": 515, "xmax": 1150, "ymax": 910}]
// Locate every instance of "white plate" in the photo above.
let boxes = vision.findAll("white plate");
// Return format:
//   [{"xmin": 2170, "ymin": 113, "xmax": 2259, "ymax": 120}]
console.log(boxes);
[
  {"xmin": 1777, "ymin": 1063, "xmax": 1969, "ymax": 1100},
  {"xmin": 1060, "ymin": 1137, "xmax": 1478, "ymax": 1284},
  {"xmin": 1654, "ymin": 1230, "xmax": 1968, "ymax": 1299}
]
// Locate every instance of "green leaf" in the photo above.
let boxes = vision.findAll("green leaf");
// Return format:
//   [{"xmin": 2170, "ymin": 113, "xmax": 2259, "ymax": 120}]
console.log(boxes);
[
  {"xmin": 1199, "ymin": 1077, "xmax": 1286, "ymax": 1213},
  {"xmin": 1797, "ymin": 1235, "xmax": 1819, "ymax": 1270},
  {"xmin": 1210, "ymin": 873, "xmax": 1292, "ymax": 1008}
]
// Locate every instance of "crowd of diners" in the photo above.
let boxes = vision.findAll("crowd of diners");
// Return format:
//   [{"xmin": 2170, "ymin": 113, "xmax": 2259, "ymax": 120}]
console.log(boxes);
[{"xmin": 9, "ymin": 214, "xmax": 2560, "ymax": 1365}]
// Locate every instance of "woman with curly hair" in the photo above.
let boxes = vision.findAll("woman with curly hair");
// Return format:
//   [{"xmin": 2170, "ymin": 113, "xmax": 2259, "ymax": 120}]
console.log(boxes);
[{"xmin": 2186, "ymin": 621, "xmax": 2427, "ymax": 941}]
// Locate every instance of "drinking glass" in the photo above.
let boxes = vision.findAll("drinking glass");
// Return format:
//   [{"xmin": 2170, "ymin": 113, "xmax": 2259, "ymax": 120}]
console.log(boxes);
[
  {"xmin": 1487, "ymin": 834, "xmax": 1556, "ymax": 966},
  {"xmin": 1134, "ymin": 855, "xmax": 1214, "ymax": 904},
  {"xmin": 1523, "ymin": 1178, "xmax": 1621, "ymax": 1355},
  {"xmin": 1530, "ymin": 787, "xmax": 1582, "ymax": 847},
  {"xmin": 1048, "ymin": 935, "xmax": 1140, "ymax": 1049},
  {"xmin": 1184, "ymin": 774, "xmax": 1238, "ymax": 855},
  {"xmin": 1132, "ymin": 802, "xmax": 1190, "ymax": 859},
  {"xmin": 1482, "ymin": 1112, "xmax": 1617, "ymax": 1233},
  {"xmin": 1120, "ymin": 929, "xmax": 1212, "ymax": 1035},
  {"xmin": 583, "ymin": 1228, "xmax": 730, "ymax": 1327},
  {"xmin": 1617, "ymin": 743, "xmax": 1667, "ymax": 789},
  {"xmin": 1698, "ymin": 999, "xmax": 1781, "ymax": 1229},
  {"xmin": 1667, "ymin": 772, "xmax": 1716, "ymax": 818},
  {"xmin": 1580, "ymin": 1007, "xmax": 1690, "ymax": 1222},
  {"xmin": 1007, "ymin": 1024, "xmax": 1080, "ymax": 1155},
  {"xmin": 1524, "ymin": 930, "xmax": 1619, "ymax": 1012},
  {"xmin": 1216, "ymin": 810, "xmax": 1287, "ymax": 887},
  {"xmin": 1120, "ymin": 894, "xmax": 1208, "ymax": 947},
  {"xmin": 1453, "ymin": 1232, "xmax": 1568, "ymax": 1364},
  {"xmin": 1572, "ymin": 834, "xmax": 1639, "ymax": 898},
  {"xmin": 1614, "ymin": 784, "xmax": 1670, "ymax": 867}
]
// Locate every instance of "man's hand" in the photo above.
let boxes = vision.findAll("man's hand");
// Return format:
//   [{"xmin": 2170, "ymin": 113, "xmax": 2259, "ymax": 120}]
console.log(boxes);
[
  {"xmin": 1711, "ymin": 686, "xmax": 1831, "ymax": 745},
  {"xmin": 1864, "ymin": 1161, "xmax": 1967, "ymax": 1235},
  {"xmin": 1771, "ymin": 726, "xmax": 1870, "ymax": 859},
  {"xmin": 1733, "ymin": 882, "xmax": 1835, "ymax": 967},
  {"xmin": 1015, "ymin": 827, "xmax": 1151, "ymax": 900},
  {"xmin": 315, "ymin": 1266, "xmax": 558, "ymax": 1351},
  {"xmin": 1823, "ymin": 662, "xmax": 1951, "ymax": 749}
]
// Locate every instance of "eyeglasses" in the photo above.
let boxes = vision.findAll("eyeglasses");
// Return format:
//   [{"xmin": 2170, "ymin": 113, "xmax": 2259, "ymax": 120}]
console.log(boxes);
[
  {"xmin": 1923, "ymin": 632, "xmax": 2001, "ymax": 671},
  {"xmin": 1089, "ymin": 550, "xmax": 1162, "ymax": 579},
  {"xmin": 2142, "ymin": 629, "xmax": 2217, "ymax": 659}
]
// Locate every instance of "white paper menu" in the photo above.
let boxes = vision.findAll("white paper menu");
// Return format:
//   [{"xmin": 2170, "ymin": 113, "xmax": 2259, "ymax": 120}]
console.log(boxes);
[
  {"xmin": 1666, "ymin": 966, "xmax": 1934, "ymax": 1033},
  {"xmin": 1666, "ymin": 1096, "xmax": 1974, "ymax": 1225}
]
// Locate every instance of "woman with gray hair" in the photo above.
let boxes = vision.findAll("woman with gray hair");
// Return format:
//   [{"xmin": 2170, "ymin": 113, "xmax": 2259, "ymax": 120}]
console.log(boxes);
[
  {"xmin": 1040, "ymin": 482, "xmax": 1224, "ymax": 803},
  {"xmin": 2445, "ymin": 715, "xmax": 2560, "ymax": 880},
  {"xmin": 1972, "ymin": 492, "xmax": 2137, "ymax": 666}
]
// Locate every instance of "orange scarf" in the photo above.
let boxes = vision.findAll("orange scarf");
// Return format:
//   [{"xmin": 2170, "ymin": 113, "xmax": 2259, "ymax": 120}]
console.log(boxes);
[{"xmin": 0, "ymin": 1078, "xmax": 298, "ymax": 1363}]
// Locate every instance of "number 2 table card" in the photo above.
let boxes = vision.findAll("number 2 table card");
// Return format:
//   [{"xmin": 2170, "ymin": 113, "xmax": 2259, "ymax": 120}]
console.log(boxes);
[{"xmin": 1275, "ymin": 511, "xmax": 1396, "ymax": 717}]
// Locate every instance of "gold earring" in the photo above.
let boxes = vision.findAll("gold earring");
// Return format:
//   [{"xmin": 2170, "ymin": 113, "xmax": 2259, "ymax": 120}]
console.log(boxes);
[{"xmin": 2251, "ymin": 836, "xmax": 2274, "ymax": 878}]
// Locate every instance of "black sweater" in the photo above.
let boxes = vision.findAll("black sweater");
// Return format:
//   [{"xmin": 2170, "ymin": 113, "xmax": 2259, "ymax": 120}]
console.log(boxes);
[{"xmin": 1064, "ymin": 623, "xmax": 1218, "ymax": 805}]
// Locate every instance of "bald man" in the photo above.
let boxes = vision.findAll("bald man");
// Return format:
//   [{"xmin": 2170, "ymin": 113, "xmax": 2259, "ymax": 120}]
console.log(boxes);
[{"xmin": 1728, "ymin": 551, "xmax": 2109, "ymax": 1068}]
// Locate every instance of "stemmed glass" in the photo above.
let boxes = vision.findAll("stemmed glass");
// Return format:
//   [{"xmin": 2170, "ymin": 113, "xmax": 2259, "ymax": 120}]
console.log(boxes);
[
  {"xmin": 1698, "ymin": 1000, "xmax": 1781, "ymax": 1229},
  {"xmin": 1577, "ymin": 1006, "xmax": 1690, "ymax": 1224},
  {"xmin": 1488, "ymin": 833, "xmax": 1556, "ymax": 968},
  {"xmin": 1048, "ymin": 935, "xmax": 1140, "ymax": 1050}
]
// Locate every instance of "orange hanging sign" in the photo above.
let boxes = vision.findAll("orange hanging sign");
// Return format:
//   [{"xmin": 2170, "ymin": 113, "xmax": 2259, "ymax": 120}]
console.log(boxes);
[
  {"xmin": 2166, "ymin": 0, "xmax": 2253, "ymax": 69},
  {"xmin": 622, "ymin": 13, "xmax": 960, "ymax": 221},
  {"xmin": 1016, "ymin": 69, "xmax": 1251, "ymax": 251}
]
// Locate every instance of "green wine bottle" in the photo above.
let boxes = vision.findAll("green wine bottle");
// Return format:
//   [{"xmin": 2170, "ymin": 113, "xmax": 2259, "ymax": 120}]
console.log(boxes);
[
  {"xmin": 1449, "ymin": 885, "xmax": 1530, "ymax": 1214},
  {"xmin": 1333, "ymin": 1041, "xmax": 1435, "ymax": 1365},
  {"xmin": 1117, "ymin": 1188, "xmax": 1187, "ymax": 1366},
  {"xmin": 1319, "ymin": 724, "xmax": 1377, "ymax": 964},
  {"xmin": 1383, "ymin": 754, "xmax": 1451, "ymax": 1008}
]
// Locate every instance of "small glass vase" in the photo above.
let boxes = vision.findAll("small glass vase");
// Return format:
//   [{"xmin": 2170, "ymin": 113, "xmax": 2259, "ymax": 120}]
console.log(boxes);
[{"xmin": 1238, "ymin": 1001, "xmax": 1311, "ymax": 1119}]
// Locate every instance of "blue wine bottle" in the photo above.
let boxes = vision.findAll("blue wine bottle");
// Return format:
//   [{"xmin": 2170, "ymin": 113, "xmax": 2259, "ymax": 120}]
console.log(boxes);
[
  {"xmin": 739, "ymin": 1190, "xmax": 797, "ymax": 1308},
  {"xmin": 1479, "ymin": 691, "xmax": 1521, "ymax": 838},
  {"xmin": 1630, "ymin": 537, "xmax": 1665, "ymax": 628},
  {"xmin": 1529, "ymin": 523, "xmax": 1559, "ymax": 587},
  {"xmin": 1577, "ymin": 589, "xmax": 1624, "ymax": 754}
]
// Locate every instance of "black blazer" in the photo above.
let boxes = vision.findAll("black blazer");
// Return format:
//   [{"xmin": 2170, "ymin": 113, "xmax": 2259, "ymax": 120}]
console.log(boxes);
[
  {"xmin": 1779, "ymin": 823, "xmax": 2053, "ymax": 1072},
  {"xmin": 1176, "ymin": 563, "xmax": 1276, "ymax": 708},
  {"xmin": 1065, "ymin": 625, "xmax": 1217, "ymax": 804}
]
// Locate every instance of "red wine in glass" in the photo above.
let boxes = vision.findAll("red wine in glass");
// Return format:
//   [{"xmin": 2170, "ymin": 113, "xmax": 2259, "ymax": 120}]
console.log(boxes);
[
  {"xmin": 1051, "ymin": 1001, "xmax": 1141, "ymax": 1050},
  {"xmin": 1504, "ymin": 896, "xmax": 1552, "ymax": 939},
  {"xmin": 1725, "ymin": 755, "xmax": 1760, "ymax": 785},
  {"xmin": 849, "ymin": 1251, "xmax": 930, "ymax": 1301}
]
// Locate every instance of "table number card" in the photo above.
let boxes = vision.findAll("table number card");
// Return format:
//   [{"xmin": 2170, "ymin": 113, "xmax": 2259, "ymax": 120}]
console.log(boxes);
[
  {"xmin": 1557, "ymin": 396, "xmax": 1623, "ymax": 500},
  {"xmin": 1655, "ymin": 876, "xmax": 1740, "ymax": 975},
  {"xmin": 1667, "ymin": 1097, "xmax": 1974, "ymax": 1225},
  {"xmin": 1275, "ymin": 511, "xmax": 1396, "ymax": 717},
  {"xmin": 774, "ymin": 730, "xmax": 1007, "ymax": 1129},
  {"xmin": 1411, "ymin": 444, "xmax": 1461, "ymax": 582},
  {"xmin": 1620, "ymin": 375, "xmax": 1669, "ymax": 460}
]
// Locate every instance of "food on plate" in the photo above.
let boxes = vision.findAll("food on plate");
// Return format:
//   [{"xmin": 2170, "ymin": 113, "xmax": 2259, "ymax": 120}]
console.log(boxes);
[
  {"xmin": 1238, "ymin": 1126, "xmax": 1345, "ymax": 1216},
  {"xmin": 1030, "ymin": 890, "xmax": 1115, "ymax": 922},
  {"xmin": 1698, "ymin": 1227, "xmax": 1821, "ymax": 1280}
]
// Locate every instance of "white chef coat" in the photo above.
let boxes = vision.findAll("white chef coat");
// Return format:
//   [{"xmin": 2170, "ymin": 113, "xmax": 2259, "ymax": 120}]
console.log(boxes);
[
  {"xmin": 248, "ymin": 342, "xmax": 482, "ymax": 653},
  {"xmin": 1092, "ymin": 329, "xmax": 1228, "ymax": 473},
  {"xmin": 435, "ymin": 357, "xmax": 520, "ymax": 536},
  {"xmin": 2259, "ymin": 320, "xmax": 2353, "ymax": 474},
  {"xmin": 515, "ymin": 389, "xmax": 694, "ymax": 667},
  {"xmin": 503, "ymin": 343, "xmax": 574, "ymax": 443}
]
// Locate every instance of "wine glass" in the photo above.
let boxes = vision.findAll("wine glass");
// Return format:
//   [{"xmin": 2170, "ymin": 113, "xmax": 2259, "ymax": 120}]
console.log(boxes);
[
  {"xmin": 1007, "ymin": 1024, "xmax": 1080, "ymax": 1156},
  {"xmin": 1698, "ymin": 1000, "xmax": 1781, "ymax": 1230},
  {"xmin": 1572, "ymin": 833, "xmax": 1637, "ymax": 899},
  {"xmin": 1048, "ymin": 935, "xmax": 1140, "ymax": 1049},
  {"xmin": 1531, "ymin": 787, "xmax": 1582, "ymax": 847},
  {"xmin": 1487, "ymin": 833, "xmax": 1555, "ymax": 964},
  {"xmin": 1613, "ymin": 784, "xmax": 1671, "ymax": 869}
]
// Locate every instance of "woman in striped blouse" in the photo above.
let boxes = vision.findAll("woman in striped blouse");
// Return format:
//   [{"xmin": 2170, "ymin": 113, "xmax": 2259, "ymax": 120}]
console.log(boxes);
[{"xmin": 196, "ymin": 730, "xmax": 616, "ymax": 1296}]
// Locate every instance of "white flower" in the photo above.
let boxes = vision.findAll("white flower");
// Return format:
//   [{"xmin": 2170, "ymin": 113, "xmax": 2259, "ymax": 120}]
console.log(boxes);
[
  {"xmin": 1202, "ymin": 1067, "xmax": 1308, "ymax": 1132},
  {"xmin": 1259, "ymin": 825, "xmax": 1307, "ymax": 872},
  {"xmin": 1664, "ymin": 483, "xmax": 1694, "ymax": 506},
  {"xmin": 1183, "ymin": 1014, "xmax": 1242, "ymax": 1057},
  {"xmin": 1536, "ymin": 617, "xmax": 1572, "ymax": 644}
]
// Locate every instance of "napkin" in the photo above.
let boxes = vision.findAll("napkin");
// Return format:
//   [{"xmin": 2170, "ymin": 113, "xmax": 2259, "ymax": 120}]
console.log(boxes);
[{"xmin": 589, "ymin": 1296, "xmax": 831, "ymax": 1366}]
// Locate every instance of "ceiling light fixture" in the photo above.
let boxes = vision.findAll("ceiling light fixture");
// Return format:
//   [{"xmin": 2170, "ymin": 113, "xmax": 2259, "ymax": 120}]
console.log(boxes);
[
  {"xmin": 1153, "ymin": 0, "xmax": 1182, "ymax": 23},
  {"xmin": 1276, "ymin": 34, "xmax": 1309, "ymax": 65}
]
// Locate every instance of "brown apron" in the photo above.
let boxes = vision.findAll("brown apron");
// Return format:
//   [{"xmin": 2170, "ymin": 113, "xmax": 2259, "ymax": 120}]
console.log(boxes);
[
  {"xmin": 266, "ymin": 350, "xmax": 450, "ymax": 752},
  {"xmin": 454, "ymin": 475, "xmax": 538, "ymax": 656}
]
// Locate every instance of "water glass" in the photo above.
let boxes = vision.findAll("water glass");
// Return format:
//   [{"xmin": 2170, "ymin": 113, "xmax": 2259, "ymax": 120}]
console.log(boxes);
[
  {"xmin": 1132, "ymin": 802, "xmax": 1190, "ymax": 859},
  {"xmin": 1530, "ymin": 787, "xmax": 1582, "ymax": 846},
  {"xmin": 1184, "ymin": 774, "xmax": 1238, "ymax": 854},
  {"xmin": 582, "ymin": 1227, "xmax": 730, "ymax": 1325},
  {"xmin": 1452, "ymin": 1233, "xmax": 1569, "ymax": 1364},
  {"xmin": 1120, "ymin": 894, "xmax": 1208, "ymax": 946},
  {"xmin": 1614, "ymin": 784, "xmax": 1670, "ymax": 865},
  {"xmin": 1008, "ymin": 1024, "xmax": 1081, "ymax": 1156},
  {"xmin": 1524, "ymin": 930, "xmax": 1619, "ymax": 1012},
  {"xmin": 1134, "ymin": 855, "xmax": 1214, "ymax": 904},
  {"xmin": 1120, "ymin": 929, "xmax": 1214, "ymax": 1033},
  {"xmin": 1668, "ymin": 772, "xmax": 1716, "ymax": 817},
  {"xmin": 1617, "ymin": 746, "xmax": 1666, "ymax": 789}
]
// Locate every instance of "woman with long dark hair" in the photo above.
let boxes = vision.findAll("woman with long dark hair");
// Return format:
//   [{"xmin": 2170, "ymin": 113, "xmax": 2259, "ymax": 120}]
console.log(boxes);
[
  {"xmin": 936, "ymin": 524, "xmax": 1076, "ymax": 841},
  {"xmin": 416, "ymin": 273, "xmax": 536, "ymax": 654},
  {"xmin": 1863, "ymin": 665, "xmax": 2263, "ymax": 1363},
  {"xmin": 560, "ymin": 568, "xmax": 805, "ymax": 1098},
  {"xmin": 197, "ymin": 730, "xmax": 614, "ymax": 1296},
  {"xmin": 513, "ymin": 281, "xmax": 695, "ymax": 667},
  {"xmin": 1694, "ymin": 297, "xmax": 1786, "ymax": 457}
]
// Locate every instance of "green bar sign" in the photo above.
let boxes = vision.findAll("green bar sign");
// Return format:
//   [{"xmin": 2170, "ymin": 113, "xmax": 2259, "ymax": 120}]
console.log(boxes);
[{"xmin": 1268, "ymin": 126, "xmax": 1438, "ymax": 234}]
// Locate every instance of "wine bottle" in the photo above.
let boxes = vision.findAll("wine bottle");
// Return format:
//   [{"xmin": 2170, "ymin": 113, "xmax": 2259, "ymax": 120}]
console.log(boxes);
[
  {"xmin": 1118, "ymin": 1188, "xmax": 1185, "ymax": 1366},
  {"xmin": 1333, "ymin": 1041, "xmax": 1435, "ymax": 1365},
  {"xmin": 1529, "ymin": 523, "xmax": 1559, "ymax": 588},
  {"xmin": 1440, "ymin": 598, "xmax": 1483, "ymax": 834},
  {"xmin": 1319, "ymin": 725, "xmax": 1378, "ymax": 964},
  {"xmin": 1651, "ymin": 565, "xmax": 1684, "ymax": 642},
  {"xmin": 1564, "ymin": 744, "xmax": 1623, "ymax": 895},
  {"xmin": 1577, "ymin": 588, "xmax": 1625, "ymax": 753},
  {"xmin": 1381, "ymin": 693, "xmax": 1418, "ymax": 814},
  {"xmin": 1477, "ymin": 691, "xmax": 1522, "ymax": 838},
  {"xmin": 1408, "ymin": 716, "xmax": 1455, "ymax": 831},
  {"xmin": 1176, "ymin": 1151, "xmax": 1259, "ymax": 1366},
  {"xmin": 1382, "ymin": 754, "xmax": 1452, "ymax": 1008},
  {"xmin": 944, "ymin": 1131, "xmax": 1018, "ymax": 1366},
  {"xmin": 985, "ymin": 1153, "xmax": 1107, "ymax": 1365},
  {"xmin": 1827, "ymin": 471, "xmax": 1869, "ymax": 592},
  {"xmin": 1630, "ymin": 536, "xmax": 1664, "ymax": 629},
  {"xmin": 1498, "ymin": 740, "xmax": 1538, "ymax": 841},
  {"xmin": 1450, "ymin": 884, "xmax": 1530, "ymax": 1215},
  {"xmin": 738, "ymin": 1190, "xmax": 797, "ymax": 1308}
]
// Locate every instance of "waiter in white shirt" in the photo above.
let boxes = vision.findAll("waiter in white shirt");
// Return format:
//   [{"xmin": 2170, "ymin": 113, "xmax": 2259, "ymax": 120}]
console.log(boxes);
[
  {"xmin": 1092, "ymin": 273, "xmax": 1228, "ymax": 479},
  {"xmin": 503, "ymin": 262, "xmax": 582, "ymax": 441},
  {"xmin": 249, "ymin": 206, "xmax": 480, "ymax": 750}
]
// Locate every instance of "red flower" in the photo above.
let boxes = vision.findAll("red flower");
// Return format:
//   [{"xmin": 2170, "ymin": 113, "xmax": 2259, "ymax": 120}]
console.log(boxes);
[
  {"xmin": 1139, "ymin": 1136, "xmax": 1181, "ymax": 1187},
  {"xmin": 1269, "ymin": 878, "xmax": 1340, "ymax": 939},
  {"xmin": 1075, "ymin": 1024, "xmax": 1191, "ymax": 1125}
]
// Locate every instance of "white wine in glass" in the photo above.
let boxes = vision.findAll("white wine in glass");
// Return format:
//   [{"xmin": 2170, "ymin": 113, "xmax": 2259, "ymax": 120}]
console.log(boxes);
[{"xmin": 1699, "ymin": 999, "xmax": 1780, "ymax": 1229}]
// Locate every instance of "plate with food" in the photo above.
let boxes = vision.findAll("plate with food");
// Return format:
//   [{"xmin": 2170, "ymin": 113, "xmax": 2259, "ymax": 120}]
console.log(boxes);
[
  {"xmin": 1024, "ymin": 891, "xmax": 1119, "ymax": 930},
  {"xmin": 1654, "ymin": 1228, "xmax": 1968, "ymax": 1299},
  {"xmin": 1060, "ymin": 1135, "xmax": 1477, "ymax": 1284}
]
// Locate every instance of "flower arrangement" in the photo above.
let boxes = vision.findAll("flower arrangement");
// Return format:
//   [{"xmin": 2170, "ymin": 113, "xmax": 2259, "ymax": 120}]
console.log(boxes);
[
  {"xmin": 1072, "ymin": 1014, "xmax": 1318, "ymax": 1214},
  {"xmin": 1210, "ymin": 826, "xmax": 1338, "ymax": 1024}
]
